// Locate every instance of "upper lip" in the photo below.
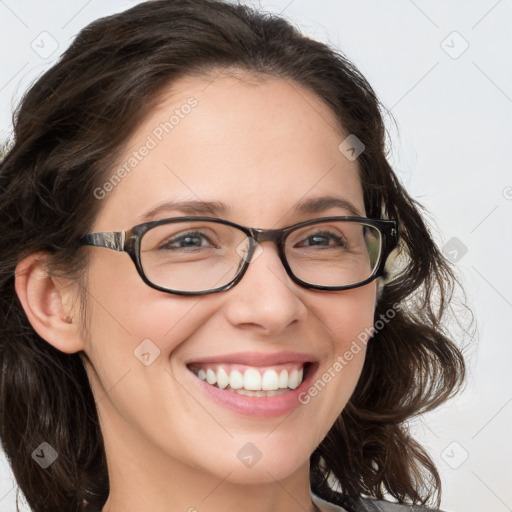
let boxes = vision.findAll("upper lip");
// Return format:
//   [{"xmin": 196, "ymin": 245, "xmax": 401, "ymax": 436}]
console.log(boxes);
[{"xmin": 186, "ymin": 350, "xmax": 317, "ymax": 367}]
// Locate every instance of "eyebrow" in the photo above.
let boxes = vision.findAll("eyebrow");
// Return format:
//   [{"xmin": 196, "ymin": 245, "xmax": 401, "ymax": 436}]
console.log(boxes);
[
  {"xmin": 138, "ymin": 195, "xmax": 363, "ymax": 222},
  {"xmin": 139, "ymin": 200, "xmax": 230, "ymax": 221},
  {"xmin": 294, "ymin": 195, "xmax": 363, "ymax": 217}
]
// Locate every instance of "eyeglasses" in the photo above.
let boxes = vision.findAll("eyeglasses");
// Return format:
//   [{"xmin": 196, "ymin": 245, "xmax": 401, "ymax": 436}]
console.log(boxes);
[{"xmin": 79, "ymin": 216, "xmax": 398, "ymax": 296}]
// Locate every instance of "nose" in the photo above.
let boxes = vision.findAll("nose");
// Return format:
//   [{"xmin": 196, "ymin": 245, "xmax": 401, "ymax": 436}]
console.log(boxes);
[{"xmin": 223, "ymin": 240, "xmax": 308, "ymax": 335}]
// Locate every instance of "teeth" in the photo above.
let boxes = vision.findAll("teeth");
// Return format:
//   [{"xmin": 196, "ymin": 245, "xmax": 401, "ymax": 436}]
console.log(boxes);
[
  {"xmin": 288, "ymin": 369, "xmax": 300, "ymax": 389},
  {"xmin": 243, "ymin": 368, "xmax": 261, "ymax": 391},
  {"xmin": 233, "ymin": 388, "xmax": 289, "ymax": 397},
  {"xmin": 278, "ymin": 369, "xmax": 288, "ymax": 389},
  {"xmin": 216, "ymin": 367, "xmax": 229, "ymax": 389},
  {"xmin": 261, "ymin": 369, "xmax": 279, "ymax": 391},
  {"xmin": 229, "ymin": 369, "xmax": 244, "ymax": 389},
  {"xmin": 206, "ymin": 369, "xmax": 217, "ymax": 385},
  {"xmin": 192, "ymin": 363, "xmax": 306, "ymax": 393}
]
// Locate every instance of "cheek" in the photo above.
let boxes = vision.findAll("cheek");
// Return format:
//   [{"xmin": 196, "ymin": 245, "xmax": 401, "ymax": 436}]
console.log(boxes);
[
  {"xmin": 79, "ymin": 255, "xmax": 214, "ymax": 390},
  {"xmin": 302, "ymin": 283, "xmax": 376, "ymax": 416},
  {"xmin": 317, "ymin": 282, "xmax": 377, "ymax": 350},
  {"xmin": 79, "ymin": 263, "xmax": 220, "ymax": 447}
]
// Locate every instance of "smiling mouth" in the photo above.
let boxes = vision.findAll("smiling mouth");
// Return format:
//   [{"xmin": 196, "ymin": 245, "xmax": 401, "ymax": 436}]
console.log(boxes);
[{"xmin": 187, "ymin": 362, "xmax": 313, "ymax": 397}]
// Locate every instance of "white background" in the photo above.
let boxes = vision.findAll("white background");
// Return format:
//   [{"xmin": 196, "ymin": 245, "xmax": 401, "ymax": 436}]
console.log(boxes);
[{"xmin": 1, "ymin": 1, "xmax": 511, "ymax": 511}]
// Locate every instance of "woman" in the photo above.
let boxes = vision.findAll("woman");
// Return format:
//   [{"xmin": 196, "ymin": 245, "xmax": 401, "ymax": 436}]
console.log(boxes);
[{"xmin": 0, "ymin": 1, "xmax": 466, "ymax": 511}]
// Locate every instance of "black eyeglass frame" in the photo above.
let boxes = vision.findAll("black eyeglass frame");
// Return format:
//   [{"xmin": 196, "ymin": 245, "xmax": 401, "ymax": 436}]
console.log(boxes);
[{"xmin": 79, "ymin": 216, "xmax": 398, "ymax": 296}]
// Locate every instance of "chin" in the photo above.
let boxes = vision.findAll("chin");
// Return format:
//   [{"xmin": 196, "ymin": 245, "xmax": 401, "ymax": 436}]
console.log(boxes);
[{"xmin": 188, "ymin": 436, "xmax": 312, "ymax": 485}]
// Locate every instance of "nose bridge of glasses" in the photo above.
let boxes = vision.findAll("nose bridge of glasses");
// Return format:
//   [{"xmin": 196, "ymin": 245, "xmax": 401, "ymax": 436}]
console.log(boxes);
[
  {"xmin": 241, "ymin": 227, "xmax": 291, "ymax": 283},
  {"xmin": 249, "ymin": 227, "xmax": 284, "ymax": 246},
  {"xmin": 244, "ymin": 228, "xmax": 287, "ymax": 263}
]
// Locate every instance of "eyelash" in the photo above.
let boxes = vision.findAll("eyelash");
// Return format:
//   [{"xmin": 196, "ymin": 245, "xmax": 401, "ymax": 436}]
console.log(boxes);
[
  {"xmin": 159, "ymin": 231, "xmax": 219, "ymax": 250},
  {"xmin": 293, "ymin": 231, "xmax": 346, "ymax": 248}
]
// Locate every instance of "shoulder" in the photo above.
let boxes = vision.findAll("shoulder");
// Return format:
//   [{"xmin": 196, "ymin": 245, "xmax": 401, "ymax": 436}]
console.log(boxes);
[
  {"xmin": 344, "ymin": 496, "xmax": 445, "ymax": 512},
  {"xmin": 312, "ymin": 492, "xmax": 445, "ymax": 512}
]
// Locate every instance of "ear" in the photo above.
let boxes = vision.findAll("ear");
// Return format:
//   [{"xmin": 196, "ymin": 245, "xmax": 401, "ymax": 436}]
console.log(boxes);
[{"xmin": 14, "ymin": 251, "xmax": 85, "ymax": 354}]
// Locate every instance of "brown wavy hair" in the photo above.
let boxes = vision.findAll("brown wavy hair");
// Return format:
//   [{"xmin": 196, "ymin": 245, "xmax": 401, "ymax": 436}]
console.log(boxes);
[{"xmin": 0, "ymin": 1, "xmax": 466, "ymax": 511}]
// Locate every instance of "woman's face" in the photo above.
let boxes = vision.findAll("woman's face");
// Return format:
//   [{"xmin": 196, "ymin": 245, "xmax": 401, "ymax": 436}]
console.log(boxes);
[{"xmin": 79, "ymin": 71, "xmax": 377, "ymax": 485}]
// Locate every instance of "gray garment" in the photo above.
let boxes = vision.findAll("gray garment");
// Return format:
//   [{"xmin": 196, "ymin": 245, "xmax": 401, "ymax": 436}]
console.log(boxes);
[{"xmin": 312, "ymin": 491, "xmax": 444, "ymax": 512}]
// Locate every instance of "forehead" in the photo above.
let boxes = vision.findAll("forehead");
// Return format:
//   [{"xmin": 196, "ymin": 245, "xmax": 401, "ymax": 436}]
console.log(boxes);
[{"xmin": 93, "ymin": 71, "xmax": 364, "ymax": 230}]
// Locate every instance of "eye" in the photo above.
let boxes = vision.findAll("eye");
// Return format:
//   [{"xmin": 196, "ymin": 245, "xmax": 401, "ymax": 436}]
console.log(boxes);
[
  {"xmin": 294, "ymin": 230, "xmax": 347, "ymax": 249},
  {"xmin": 159, "ymin": 231, "xmax": 218, "ymax": 250}
]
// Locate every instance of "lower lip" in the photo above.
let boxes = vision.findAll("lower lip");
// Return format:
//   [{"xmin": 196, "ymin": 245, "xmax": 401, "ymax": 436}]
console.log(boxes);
[{"xmin": 189, "ymin": 364, "xmax": 318, "ymax": 418}]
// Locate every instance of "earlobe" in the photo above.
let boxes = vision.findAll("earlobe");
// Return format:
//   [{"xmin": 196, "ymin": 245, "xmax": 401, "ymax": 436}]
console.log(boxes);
[{"xmin": 14, "ymin": 251, "xmax": 85, "ymax": 354}]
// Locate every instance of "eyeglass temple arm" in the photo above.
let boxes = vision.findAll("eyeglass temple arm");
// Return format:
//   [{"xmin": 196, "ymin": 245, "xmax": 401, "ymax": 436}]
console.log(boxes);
[
  {"xmin": 389, "ymin": 224, "xmax": 398, "ymax": 248},
  {"xmin": 80, "ymin": 232, "xmax": 126, "ymax": 251}
]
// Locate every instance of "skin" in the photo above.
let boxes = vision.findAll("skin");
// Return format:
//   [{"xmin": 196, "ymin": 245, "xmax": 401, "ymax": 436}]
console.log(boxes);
[{"xmin": 15, "ymin": 70, "xmax": 378, "ymax": 512}]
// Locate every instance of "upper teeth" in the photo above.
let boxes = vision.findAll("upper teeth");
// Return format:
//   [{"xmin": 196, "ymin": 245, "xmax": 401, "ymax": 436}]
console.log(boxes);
[{"xmin": 192, "ymin": 364, "xmax": 305, "ymax": 391}]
